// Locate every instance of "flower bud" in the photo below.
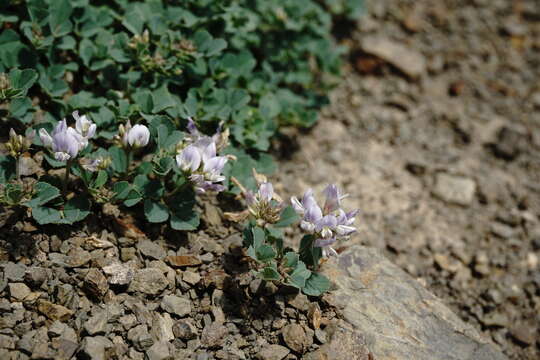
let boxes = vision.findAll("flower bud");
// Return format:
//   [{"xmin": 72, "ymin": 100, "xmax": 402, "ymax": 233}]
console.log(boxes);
[{"xmin": 0, "ymin": 73, "xmax": 9, "ymax": 91}]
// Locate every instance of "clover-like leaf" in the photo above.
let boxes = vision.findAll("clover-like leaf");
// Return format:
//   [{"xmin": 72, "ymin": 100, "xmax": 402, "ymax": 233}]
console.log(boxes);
[
  {"xmin": 302, "ymin": 272, "xmax": 331, "ymax": 296},
  {"xmin": 144, "ymin": 199, "xmax": 169, "ymax": 223},
  {"xmin": 256, "ymin": 244, "xmax": 276, "ymax": 263},
  {"xmin": 274, "ymin": 205, "xmax": 300, "ymax": 228},
  {"xmin": 25, "ymin": 182, "xmax": 61, "ymax": 208}
]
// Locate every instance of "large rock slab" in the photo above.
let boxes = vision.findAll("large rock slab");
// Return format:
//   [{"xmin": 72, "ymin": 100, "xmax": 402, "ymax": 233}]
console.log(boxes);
[{"xmin": 323, "ymin": 245, "xmax": 507, "ymax": 360}]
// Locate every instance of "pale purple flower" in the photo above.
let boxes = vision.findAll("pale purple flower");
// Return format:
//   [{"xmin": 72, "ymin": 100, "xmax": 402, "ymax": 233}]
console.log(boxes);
[
  {"xmin": 291, "ymin": 184, "xmax": 358, "ymax": 257},
  {"xmin": 118, "ymin": 121, "xmax": 150, "ymax": 148},
  {"xmin": 127, "ymin": 124, "xmax": 150, "ymax": 148},
  {"xmin": 39, "ymin": 119, "xmax": 85, "ymax": 162},
  {"xmin": 243, "ymin": 181, "xmax": 284, "ymax": 224},
  {"xmin": 175, "ymin": 134, "xmax": 228, "ymax": 194},
  {"xmin": 322, "ymin": 184, "xmax": 347, "ymax": 214},
  {"xmin": 73, "ymin": 111, "xmax": 96, "ymax": 147},
  {"xmin": 81, "ymin": 158, "xmax": 101, "ymax": 172},
  {"xmin": 176, "ymin": 145, "xmax": 201, "ymax": 172},
  {"xmin": 314, "ymin": 238, "xmax": 339, "ymax": 257},
  {"xmin": 185, "ymin": 117, "xmax": 229, "ymax": 151},
  {"xmin": 259, "ymin": 182, "xmax": 274, "ymax": 202}
]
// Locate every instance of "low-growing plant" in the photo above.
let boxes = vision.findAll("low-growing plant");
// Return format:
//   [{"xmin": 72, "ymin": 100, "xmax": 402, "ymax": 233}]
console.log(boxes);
[
  {"xmin": 0, "ymin": 0, "xmax": 363, "ymax": 295},
  {"xmin": 228, "ymin": 174, "xmax": 358, "ymax": 296}
]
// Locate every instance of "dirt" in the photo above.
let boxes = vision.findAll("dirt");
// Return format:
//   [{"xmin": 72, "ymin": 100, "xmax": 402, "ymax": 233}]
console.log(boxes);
[{"xmin": 272, "ymin": 1, "xmax": 540, "ymax": 359}]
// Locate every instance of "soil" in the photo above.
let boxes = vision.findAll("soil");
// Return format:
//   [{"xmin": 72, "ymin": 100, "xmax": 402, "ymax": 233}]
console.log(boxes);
[{"xmin": 273, "ymin": 1, "xmax": 540, "ymax": 359}]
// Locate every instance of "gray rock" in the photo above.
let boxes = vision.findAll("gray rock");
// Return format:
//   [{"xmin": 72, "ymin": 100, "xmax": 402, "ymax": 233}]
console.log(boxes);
[
  {"xmin": 3, "ymin": 262, "xmax": 26, "ymax": 282},
  {"xmin": 256, "ymin": 344, "xmax": 290, "ymax": 360},
  {"xmin": 172, "ymin": 319, "xmax": 198, "ymax": 340},
  {"xmin": 56, "ymin": 339, "xmax": 79, "ymax": 360},
  {"xmin": 281, "ymin": 324, "xmax": 310, "ymax": 354},
  {"xmin": 490, "ymin": 222, "xmax": 516, "ymax": 239},
  {"xmin": 314, "ymin": 329, "xmax": 327, "ymax": 344},
  {"xmin": 137, "ymin": 240, "xmax": 166, "ymax": 260},
  {"xmin": 200, "ymin": 322, "xmax": 227, "ymax": 349},
  {"xmin": 360, "ymin": 35, "xmax": 426, "ymax": 78},
  {"xmin": 151, "ymin": 313, "xmax": 174, "ymax": 343},
  {"xmin": 286, "ymin": 293, "xmax": 310, "ymax": 312},
  {"xmin": 84, "ymin": 310, "xmax": 109, "ymax": 335},
  {"xmin": 129, "ymin": 269, "xmax": 168, "ymax": 295},
  {"xmin": 146, "ymin": 341, "xmax": 171, "ymax": 360},
  {"xmin": 322, "ymin": 245, "xmax": 508, "ymax": 360},
  {"xmin": 182, "ymin": 271, "xmax": 201, "ymax": 285},
  {"xmin": 24, "ymin": 267, "xmax": 48, "ymax": 288},
  {"xmin": 8, "ymin": 283, "xmax": 31, "ymax": 301},
  {"xmin": 432, "ymin": 173, "xmax": 476, "ymax": 206},
  {"xmin": 65, "ymin": 247, "xmax": 91, "ymax": 268},
  {"xmin": 118, "ymin": 314, "xmax": 137, "ymax": 331},
  {"xmin": 37, "ymin": 300, "xmax": 73, "ymax": 322},
  {"xmin": 0, "ymin": 334, "xmax": 15, "ymax": 349},
  {"xmin": 128, "ymin": 325, "xmax": 154, "ymax": 352},
  {"xmin": 79, "ymin": 336, "xmax": 112, "ymax": 360},
  {"xmin": 102, "ymin": 263, "xmax": 134, "ymax": 285},
  {"xmin": 120, "ymin": 247, "xmax": 137, "ymax": 262},
  {"xmin": 160, "ymin": 295, "xmax": 191, "ymax": 317},
  {"xmin": 48, "ymin": 253, "xmax": 67, "ymax": 266},
  {"xmin": 83, "ymin": 269, "xmax": 109, "ymax": 299},
  {"xmin": 304, "ymin": 320, "xmax": 371, "ymax": 360}
]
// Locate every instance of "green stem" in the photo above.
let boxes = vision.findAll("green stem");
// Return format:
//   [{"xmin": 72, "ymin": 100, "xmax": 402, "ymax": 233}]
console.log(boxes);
[
  {"xmin": 123, "ymin": 147, "xmax": 132, "ymax": 179},
  {"xmin": 166, "ymin": 179, "xmax": 190, "ymax": 198},
  {"xmin": 63, "ymin": 159, "xmax": 72, "ymax": 197},
  {"xmin": 15, "ymin": 156, "xmax": 20, "ymax": 181}
]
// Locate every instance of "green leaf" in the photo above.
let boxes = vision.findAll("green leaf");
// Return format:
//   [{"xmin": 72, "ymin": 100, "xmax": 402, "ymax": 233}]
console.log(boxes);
[
  {"xmin": 25, "ymin": 182, "xmax": 61, "ymax": 208},
  {"xmin": 92, "ymin": 170, "xmax": 108, "ymax": 188},
  {"xmin": 27, "ymin": 0, "xmax": 49, "ymax": 25},
  {"xmin": 274, "ymin": 206, "xmax": 300, "ymax": 228},
  {"xmin": 169, "ymin": 189, "xmax": 199, "ymax": 231},
  {"xmin": 32, "ymin": 206, "xmax": 62, "ymax": 225},
  {"xmin": 257, "ymin": 266, "xmax": 281, "ymax": 281},
  {"xmin": 109, "ymin": 147, "xmax": 127, "ymax": 174},
  {"xmin": 299, "ymin": 234, "xmax": 322, "ymax": 268},
  {"xmin": 283, "ymin": 252, "xmax": 299, "ymax": 268},
  {"xmin": 122, "ymin": 5, "xmax": 146, "ymax": 35},
  {"xmin": 260, "ymin": 93, "xmax": 281, "ymax": 119},
  {"xmin": 112, "ymin": 181, "xmax": 131, "ymax": 200},
  {"xmin": 49, "ymin": 0, "xmax": 73, "ymax": 37},
  {"xmin": 252, "ymin": 226, "xmax": 265, "ymax": 250},
  {"xmin": 144, "ymin": 199, "xmax": 169, "ymax": 223},
  {"xmin": 302, "ymin": 272, "xmax": 331, "ymax": 296},
  {"xmin": 256, "ymin": 244, "xmax": 276, "ymax": 263},
  {"xmin": 61, "ymin": 196, "xmax": 91, "ymax": 224},
  {"xmin": 9, "ymin": 68, "xmax": 38, "ymax": 93},
  {"xmin": 152, "ymin": 85, "xmax": 176, "ymax": 113},
  {"xmin": 3, "ymin": 183, "xmax": 24, "ymax": 205},
  {"xmin": 9, "ymin": 97, "xmax": 32, "ymax": 118},
  {"xmin": 153, "ymin": 157, "xmax": 174, "ymax": 176},
  {"xmin": 123, "ymin": 190, "xmax": 142, "ymax": 207},
  {"xmin": 288, "ymin": 261, "xmax": 311, "ymax": 289},
  {"xmin": 0, "ymin": 155, "xmax": 16, "ymax": 183}
]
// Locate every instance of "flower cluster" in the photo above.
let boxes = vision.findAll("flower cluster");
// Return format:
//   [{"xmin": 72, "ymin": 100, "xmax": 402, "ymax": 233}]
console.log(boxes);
[
  {"xmin": 244, "ymin": 182, "xmax": 284, "ymax": 224},
  {"xmin": 176, "ymin": 119, "xmax": 229, "ymax": 194},
  {"xmin": 117, "ymin": 120, "xmax": 150, "ymax": 149},
  {"xmin": 39, "ymin": 111, "xmax": 96, "ymax": 162},
  {"xmin": 291, "ymin": 184, "xmax": 358, "ymax": 257},
  {"xmin": 6, "ymin": 128, "xmax": 35, "ymax": 157}
]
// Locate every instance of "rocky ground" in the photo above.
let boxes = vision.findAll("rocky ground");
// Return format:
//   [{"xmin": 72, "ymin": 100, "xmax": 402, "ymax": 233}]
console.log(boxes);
[
  {"xmin": 1, "ymin": 1, "xmax": 539, "ymax": 360},
  {"xmin": 0, "ymin": 205, "xmax": 361, "ymax": 360},
  {"xmin": 274, "ymin": 0, "xmax": 540, "ymax": 359}
]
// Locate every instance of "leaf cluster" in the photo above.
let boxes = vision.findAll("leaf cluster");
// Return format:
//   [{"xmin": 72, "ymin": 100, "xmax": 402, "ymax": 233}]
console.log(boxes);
[{"xmin": 242, "ymin": 211, "xmax": 330, "ymax": 296}]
